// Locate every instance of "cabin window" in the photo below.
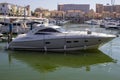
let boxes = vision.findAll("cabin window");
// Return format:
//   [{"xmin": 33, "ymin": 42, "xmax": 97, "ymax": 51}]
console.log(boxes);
[
  {"xmin": 84, "ymin": 40, "xmax": 88, "ymax": 42},
  {"xmin": 66, "ymin": 41, "xmax": 71, "ymax": 43},
  {"xmin": 45, "ymin": 42, "xmax": 50, "ymax": 44},
  {"xmin": 4, "ymin": 23, "xmax": 9, "ymax": 26},
  {"xmin": 35, "ymin": 28, "xmax": 60, "ymax": 35},
  {"xmin": 38, "ymin": 28, "xmax": 60, "ymax": 33},
  {"xmin": 35, "ymin": 32, "xmax": 51, "ymax": 35},
  {"xmin": 74, "ymin": 41, "xmax": 79, "ymax": 43},
  {"xmin": 13, "ymin": 23, "xmax": 21, "ymax": 26}
]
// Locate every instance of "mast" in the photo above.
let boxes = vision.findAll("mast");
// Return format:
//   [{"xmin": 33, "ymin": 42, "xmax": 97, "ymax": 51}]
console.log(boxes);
[
  {"xmin": 110, "ymin": 0, "xmax": 115, "ymax": 18},
  {"xmin": 111, "ymin": 0, "xmax": 115, "ymax": 12},
  {"xmin": 111, "ymin": 0, "xmax": 115, "ymax": 5}
]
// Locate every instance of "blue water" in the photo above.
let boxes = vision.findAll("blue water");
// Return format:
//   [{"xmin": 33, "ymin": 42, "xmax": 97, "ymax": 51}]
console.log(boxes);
[{"xmin": 0, "ymin": 24, "xmax": 120, "ymax": 80}]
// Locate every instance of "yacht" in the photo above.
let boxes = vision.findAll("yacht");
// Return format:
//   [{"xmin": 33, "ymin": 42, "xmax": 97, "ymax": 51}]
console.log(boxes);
[
  {"xmin": 0, "ymin": 21, "xmax": 30, "ymax": 33},
  {"xmin": 8, "ymin": 25, "xmax": 116, "ymax": 51},
  {"xmin": 84, "ymin": 19, "xmax": 101, "ymax": 25},
  {"xmin": 105, "ymin": 22, "xmax": 120, "ymax": 29},
  {"xmin": 0, "ymin": 18, "xmax": 49, "ymax": 34},
  {"xmin": 100, "ymin": 19, "xmax": 120, "ymax": 29}
]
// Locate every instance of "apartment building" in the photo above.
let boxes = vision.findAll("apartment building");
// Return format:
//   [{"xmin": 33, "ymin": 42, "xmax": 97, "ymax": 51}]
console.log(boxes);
[
  {"xmin": 34, "ymin": 7, "xmax": 50, "ymax": 18},
  {"xmin": 96, "ymin": 4, "xmax": 120, "ymax": 13},
  {"xmin": 58, "ymin": 4, "xmax": 90, "ymax": 13},
  {"xmin": 0, "ymin": 3, "xmax": 31, "ymax": 16}
]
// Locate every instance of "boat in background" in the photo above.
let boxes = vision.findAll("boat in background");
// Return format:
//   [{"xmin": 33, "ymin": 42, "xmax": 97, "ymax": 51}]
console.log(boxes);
[
  {"xmin": 49, "ymin": 19, "xmax": 69, "ymax": 26},
  {"xmin": 105, "ymin": 22, "xmax": 120, "ymax": 29},
  {"xmin": 0, "ymin": 18, "xmax": 49, "ymax": 34},
  {"xmin": 0, "ymin": 33, "xmax": 8, "ymax": 42},
  {"xmin": 8, "ymin": 24, "xmax": 116, "ymax": 52},
  {"xmin": 100, "ymin": 18, "xmax": 120, "ymax": 29},
  {"xmin": 0, "ymin": 21, "xmax": 30, "ymax": 34},
  {"xmin": 84, "ymin": 19, "xmax": 101, "ymax": 25}
]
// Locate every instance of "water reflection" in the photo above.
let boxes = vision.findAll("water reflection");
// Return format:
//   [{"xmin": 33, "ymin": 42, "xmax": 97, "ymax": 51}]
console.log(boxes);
[{"xmin": 8, "ymin": 49, "xmax": 114, "ymax": 73}]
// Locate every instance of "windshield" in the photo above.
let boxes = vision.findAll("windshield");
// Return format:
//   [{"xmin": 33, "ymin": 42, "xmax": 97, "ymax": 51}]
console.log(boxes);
[{"xmin": 55, "ymin": 27, "xmax": 66, "ymax": 32}]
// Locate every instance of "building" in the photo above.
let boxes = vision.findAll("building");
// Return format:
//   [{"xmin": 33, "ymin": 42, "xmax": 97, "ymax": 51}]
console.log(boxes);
[
  {"xmin": 50, "ymin": 10, "xmax": 65, "ymax": 19},
  {"xmin": 96, "ymin": 4, "xmax": 104, "ymax": 13},
  {"xmin": 66, "ymin": 10, "xmax": 84, "ymax": 18},
  {"xmin": 58, "ymin": 4, "xmax": 90, "ymax": 13},
  {"xmin": 0, "ymin": 3, "xmax": 31, "ymax": 16},
  {"xmin": 34, "ymin": 7, "xmax": 50, "ymax": 18},
  {"xmin": 96, "ymin": 4, "xmax": 120, "ymax": 18},
  {"xmin": 96, "ymin": 4, "xmax": 120, "ymax": 13}
]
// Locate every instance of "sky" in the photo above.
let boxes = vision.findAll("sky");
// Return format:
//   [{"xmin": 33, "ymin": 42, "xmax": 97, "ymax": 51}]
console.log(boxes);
[{"xmin": 0, "ymin": 0, "xmax": 119, "ymax": 11}]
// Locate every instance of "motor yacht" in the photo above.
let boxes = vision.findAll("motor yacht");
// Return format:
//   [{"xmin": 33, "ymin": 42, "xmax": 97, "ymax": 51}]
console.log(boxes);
[
  {"xmin": 0, "ymin": 21, "xmax": 30, "ymax": 34},
  {"xmin": 84, "ymin": 19, "xmax": 101, "ymax": 25},
  {"xmin": 100, "ymin": 19, "xmax": 120, "ymax": 29},
  {"xmin": 8, "ymin": 25, "xmax": 116, "ymax": 51},
  {"xmin": 105, "ymin": 22, "xmax": 120, "ymax": 29}
]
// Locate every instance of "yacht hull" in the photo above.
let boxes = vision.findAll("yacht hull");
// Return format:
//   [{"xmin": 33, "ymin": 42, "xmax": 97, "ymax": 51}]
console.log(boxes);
[{"xmin": 8, "ymin": 37, "xmax": 113, "ymax": 51}]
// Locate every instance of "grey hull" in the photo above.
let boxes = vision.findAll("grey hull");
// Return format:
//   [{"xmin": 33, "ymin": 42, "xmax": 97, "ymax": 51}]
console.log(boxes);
[{"xmin": 8, "ymin": 37, "xmax": 113, "ymax": 51}]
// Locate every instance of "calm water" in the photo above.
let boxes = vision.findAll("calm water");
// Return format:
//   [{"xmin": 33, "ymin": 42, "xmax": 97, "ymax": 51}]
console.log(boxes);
[{"xmin": 0, "ymin": 24, "xmax": 120, "ymax": 80}]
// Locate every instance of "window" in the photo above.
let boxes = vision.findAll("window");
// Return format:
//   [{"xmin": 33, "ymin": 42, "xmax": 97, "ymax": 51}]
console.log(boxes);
[
  {"xmin": 35, "ymin": 32, "xmax": 51, "ymax": 35},
  {"xmin": 13, "ymin": 23, "xmax": 21, "ymax": 26},
  {"xmin": 4, "ymin": 23, "xmax": 9, "ymax": 26},
  {"xmin": 2, "ymin": 4, "xmax": 5, "ymax": 7},
  {"xmin": 84, "ymin": 40, "xmax": 88, "ymax": 42},
  {"xmin": 66, "ymin": 41, "xmax": 71, "ymax": 43},
  {"xmin": 74, "ymin": 41, "xmax": 79, "ymax": 43},
  {"xmin": 35, "ymin": 28, "xmax": 60, "ymax": 35},
  {"xmin": 45, "ymin": 42, "xmax": 50, "ymax": 44},
  {"xmin": 38, "ymin": 28, "xmax": 60, "ymax": 32}
]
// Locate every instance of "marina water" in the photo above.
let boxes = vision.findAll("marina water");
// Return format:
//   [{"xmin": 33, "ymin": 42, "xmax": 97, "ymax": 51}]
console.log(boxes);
[{"xmin": 0, "ymin": 24, "xmax": 120, "ymax": 80}]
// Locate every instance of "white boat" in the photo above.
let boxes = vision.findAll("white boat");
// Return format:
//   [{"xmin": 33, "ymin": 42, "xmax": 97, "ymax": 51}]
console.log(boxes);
[
  {"xmin": 8, "ymin": 25, "xmax": 116, "ymax": 51},
  {"xmin": 105, "ymin": 22, "xmax": 120, "ymax": 29},
  {"xmin": 0, "ymin": 18, "xmax": 49, "ymax": 34},
  {"xmin": 0, "ymin": 21, "xmax": 30, "ymax": 33},
  {"xmin": 84, "ymin": 19, "xmax": 100, "ymax": 25},
  {"xmin": 49, "ymin": 19, "xmax": 69, "ymax": 26},
  {"xmin": 57, "ymin": 20, "xmax": 69, "ymax": 26},
  {"xmin": 100, "ymin": 19, "xmax": 120, "ymax": 29},
  {"xmin": 0, "ymin": 33, "xmax": 8, "ymax": 42}
]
